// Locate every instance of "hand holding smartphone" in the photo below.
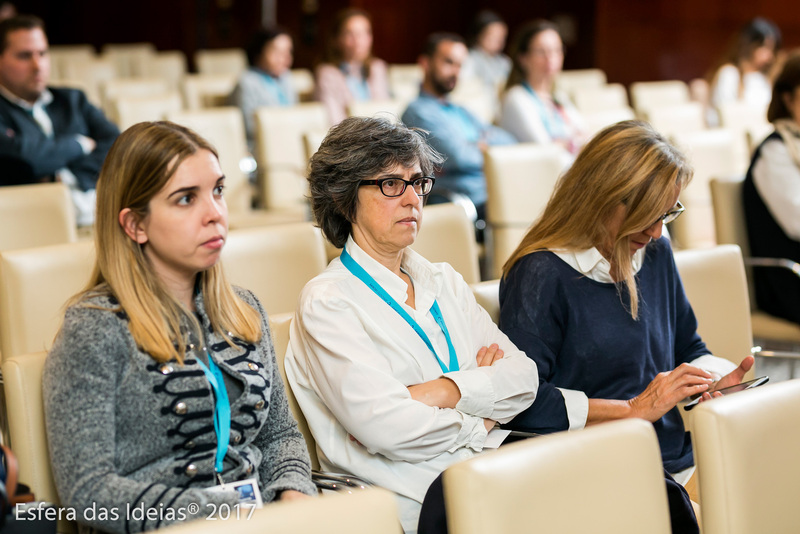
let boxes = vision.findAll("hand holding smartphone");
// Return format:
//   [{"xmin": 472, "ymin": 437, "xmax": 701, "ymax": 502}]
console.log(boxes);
[{"xmin": 683, "ymin": 376, "xmax": 769, "ymax": 411}]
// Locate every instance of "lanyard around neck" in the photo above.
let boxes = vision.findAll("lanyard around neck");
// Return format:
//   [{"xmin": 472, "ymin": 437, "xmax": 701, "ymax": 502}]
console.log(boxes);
[
  {"xmin": 340, "ymin": 247, "xmax": 459, "ymax": 374},
  {"xmin": 195, "ymin": 352, "xmax": 231, "ymax": 474}
]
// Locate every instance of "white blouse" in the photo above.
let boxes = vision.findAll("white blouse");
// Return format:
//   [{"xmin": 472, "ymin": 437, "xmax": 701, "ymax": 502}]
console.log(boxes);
[{"xmin": 286, "ymin": 236, "xmax": 537, "ymax": 533}]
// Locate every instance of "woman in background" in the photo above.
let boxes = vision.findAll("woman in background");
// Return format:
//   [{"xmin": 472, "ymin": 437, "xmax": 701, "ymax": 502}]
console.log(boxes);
[
  {"xmin": 499, "ymin": 20, "xmax": 585, "ymax": 155},
  {"xmin": 314, "ymin": 8, "xmax": 390, "ymax": 125},
  {"xmin": 44, "ymin": 121, "xmax": 315, "ymax": 534},
  {"xmin": 708, "ymin": 17, "xmax": 782, "ymax": 125},
  {"xmin": 462, "ymin": 10, "xmax": 511, "ymax": 99},
  {"xmin": 228, "ymin": 27, "xmax": 297, "ymax": 153},
  {"xmin": 744, "ymin": 53, "xmax": 800, "ymax": 325}
]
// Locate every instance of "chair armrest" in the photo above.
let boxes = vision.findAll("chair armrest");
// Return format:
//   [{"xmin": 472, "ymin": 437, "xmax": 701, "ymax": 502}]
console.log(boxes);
[
  {"xmin": 746, "ymin": 257, "xmax": 800, "ymax": 278},
  {"xmin": 312, "ymin": 470, "xmax": 371, "ymax": 492},
  {"xmin": 752, "ymin": 346, "xmax": 800, "ymax": 360}
]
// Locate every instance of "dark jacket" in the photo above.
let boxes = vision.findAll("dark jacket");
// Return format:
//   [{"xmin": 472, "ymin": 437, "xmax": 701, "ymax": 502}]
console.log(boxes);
[{"xmin": 0, "ymin": 87, "xmax": 119, "ymax": 191}]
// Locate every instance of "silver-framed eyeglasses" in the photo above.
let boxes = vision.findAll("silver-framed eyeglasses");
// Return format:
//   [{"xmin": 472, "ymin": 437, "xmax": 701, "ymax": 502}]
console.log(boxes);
[
  {"xmin": 359, "ymin": 176, "xmax": 436, "ymax": 197},
  {"xmin": 657, "ymin": 200, "xmax": 685, "ymax": 225}
]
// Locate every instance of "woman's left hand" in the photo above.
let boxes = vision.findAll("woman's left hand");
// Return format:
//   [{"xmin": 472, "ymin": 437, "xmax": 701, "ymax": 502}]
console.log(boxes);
[
  {"xmin": 279, "ymin": 490, "xmax": 311, "ymax": 502},
  {"xmin": 696, "ymin": 355, "xmax": 756, "ymax": 404}
]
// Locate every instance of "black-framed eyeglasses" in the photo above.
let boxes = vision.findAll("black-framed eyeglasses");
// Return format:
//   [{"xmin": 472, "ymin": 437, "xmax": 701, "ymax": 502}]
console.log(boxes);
[
  {"xmin": 657, "ymin": 200, "xmax": 685, "ymax": 225},
  {"xmin": 359, "ymin": 176, "xmax": 436, "ymax": 197}
]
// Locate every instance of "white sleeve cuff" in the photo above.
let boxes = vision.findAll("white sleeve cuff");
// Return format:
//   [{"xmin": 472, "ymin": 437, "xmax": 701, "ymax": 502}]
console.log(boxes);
[
  {"xmin": 689, "ymin": 354, "xmax": 737, "ymax": 380},
  {"xmin": 75, "ymin": 134, "xmax": 94, "ymax": 154},
  {"xmin": 449, "ymin": 414, "xmax": 488, "ymax": 453},
  {"xmin": 557, "ymin": 387, "xmax": 588, "ymax": 430},
  {"xmin": 448, "ymin": 369, "xmax": 495, "ymax": 419}
]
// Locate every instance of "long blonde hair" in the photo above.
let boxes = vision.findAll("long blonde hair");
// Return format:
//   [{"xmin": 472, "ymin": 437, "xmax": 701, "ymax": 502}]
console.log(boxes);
[
  {"xmin": 502, "ymin": 120, "xmax": 692, "ymax": 318},
  {"xmin": 73, "ymin": 121, "xmax": 262, "ymax": 363}
]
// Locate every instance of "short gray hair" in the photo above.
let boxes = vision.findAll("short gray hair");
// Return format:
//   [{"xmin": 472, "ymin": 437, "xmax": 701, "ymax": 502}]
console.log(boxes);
[{"xmin": 308, "ymin": 116, "xmax": 444, "ymax": 248}]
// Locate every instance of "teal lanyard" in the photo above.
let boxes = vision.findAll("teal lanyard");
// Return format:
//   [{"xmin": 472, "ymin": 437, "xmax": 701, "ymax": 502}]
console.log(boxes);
[
  {"xmin": 522, "ymin": 82, "xmax": 568, "ymax": 140},
  {"xmin": 195, "ymin": 352, "xmax": 231, "ymax": 474},
  {"xmin": 340, "ymin": 247, "xmax": 459, "ymax": 374},
  {"xmin": 256, "ymin": 70, "xmax": 290, "ymax": 106}
]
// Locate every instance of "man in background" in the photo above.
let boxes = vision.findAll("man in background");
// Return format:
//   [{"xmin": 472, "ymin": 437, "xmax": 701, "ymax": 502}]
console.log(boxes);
[
  {"xmin": 0, "ymin": 14, "xmax": 119, "ymax": 225},
  {"xmin": 402, "ymin": 32, "xmax": 515, "ymax": 236}
]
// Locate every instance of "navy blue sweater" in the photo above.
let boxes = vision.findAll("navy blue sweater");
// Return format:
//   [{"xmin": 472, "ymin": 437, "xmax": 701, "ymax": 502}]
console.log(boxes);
[{"xmin": 499, "ymin": 237, "xmax": 708, "ymax": 472}]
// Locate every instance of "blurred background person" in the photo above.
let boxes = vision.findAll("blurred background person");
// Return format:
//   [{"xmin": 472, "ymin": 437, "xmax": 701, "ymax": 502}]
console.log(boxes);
[
  {"xmin": 0, "ymin": 14, "xmax": 119, "ymax": 225},
  {"xmin": 500, "ymin": 20, "xmax": 586, "ymax": 156},
  {"xmin": 461, "ymin": 10, "xmax": 511, "ymax": 111},
  {"xmin": 314, "ymin": 8, "xmax": 390, "ymax": 125},
  {"xmin": 227, "ymin": 26, "xmax": 297, "ymax": 154},
  {"xmin": 744, "ymin": 53, "xmax": 800, "ymax": 325},
  {"xmin": 402, "ymin": 32, "xmax": 516, "ymax": 240},
  {"xmin": 708, "ymin": 16, "xmax": 782, "ymax": 126}
]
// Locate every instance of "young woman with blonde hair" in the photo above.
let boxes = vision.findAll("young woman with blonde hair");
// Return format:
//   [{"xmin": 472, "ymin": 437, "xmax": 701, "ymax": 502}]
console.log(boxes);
[
  {"xmin": 499, "ymin": 120, "xmax": 754, "ymax": 531},
  {"xmin": 43, "ymin": 121, "xmax": 315, "ymax": 534}
]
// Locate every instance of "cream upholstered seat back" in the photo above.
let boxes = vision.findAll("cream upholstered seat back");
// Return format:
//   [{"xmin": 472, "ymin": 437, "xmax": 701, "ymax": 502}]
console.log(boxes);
[
  {"xmin": 670, "ymin": 128, "xmax": 749, "ymax": 249},
  {"xmin": 411, "ymin": 203, "xmax": 481, "ymax": 285},
  {"xmin": 180, "ymin": 73, "xmax": 238, "ymax": 110},
  {"xmin": 692, "ymin": 379, "xmax": 800, "ymax": 534},
  {"xmin": 444, "ymin": 419, "xmax": 671, "ymax": 534},
  {"xmin": 484, "ymin": 143, "xmax": 569, "ymax": 278},
  {"xmin": 254, "ymin": 103, "xmax": 327, "ymax": 210},
  {"xmin": 269, "ymin": 312, "xmax": 319, "ymax": 471},
  {"xmin": 223, "ymin": 223, "xmax": 327, "ymax": 316},
  {"xmin": 0, "ymin": 183, "xmax": 77, "ymax": 251},
  {"xmin": 194, "ymin": 48, "xmax": 248, "ymax": 77},
  {"xmin": 470, "ymin": 280, "xmax": 500, "ymax": 324},
  {"xmin": 2, "ymin": 352, "xmax": 57, "ymax": 503},
  {"xmin": 709, "ymin": 178, "xmax": 800, "ymax": 343},
  {"xmin": 167, "ymin": 107, "xmax": 253, "ymax": 214},
  {"xmin": 630, "ymin": 80, "xmax": 689, "ymax": 117},
  {"xmin": 571, "ymin": 83, "xmax": 629, "ymax": 114},
  {"xmin": 673, "ymin": 245, "xmax": 755, "ymax": 379},
  {"xmin": 554, "ymin": 68, "xmax": 607, "ymax": 95},
  {"xmin": 0, "ymin": 241, "xmax": 95, "ymax": 362},
  {"xmin": 161, "ymin": 487, "xmax": 400, "ymax": 534}
]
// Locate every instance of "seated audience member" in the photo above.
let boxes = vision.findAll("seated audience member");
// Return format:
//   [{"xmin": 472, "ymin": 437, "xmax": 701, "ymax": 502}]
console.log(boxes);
[
  {"xmin": 461, "ymin": 10, "xmax": 511, "ymax": 98},
  {"xmin": 744, "ymin": 54, "xmax": 800, "ymax": 325},
  {"xmin": 401, "ymin": 33, "xmax": 516, "ymax": 227},
  {"xmin": 499, "ymin": 120, "xmax": 755, "ymax": 531},
  {"xmin": 0, "ymin": 15, "xmax": 119, "ymax": 225},
  {"xmin": 314, "ymin": 8, "xmax": 390, "ymax": 125},
  {"xmin": 499, "ymin": 20, "xmax": 586, "ymax": 155},
  {"xmin": 708, "ymin": 17, "xmax": 782, "ymax": 126},
  {"xmin": 286, "ymin": 116, "xmax": 537, "ymax": 534},
  {"xmin": 227, "ymin": 26, "xmax": 297, "ymax": 153},
  {"xmin": 44, "ymin": 121, "xmax": 315, "ymax": 534}
]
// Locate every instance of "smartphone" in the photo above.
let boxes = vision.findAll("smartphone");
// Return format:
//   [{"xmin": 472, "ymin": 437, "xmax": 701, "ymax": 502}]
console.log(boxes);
[{"xmin": 683, "ymin": 376, "xmax": 769, "ymax": 411}]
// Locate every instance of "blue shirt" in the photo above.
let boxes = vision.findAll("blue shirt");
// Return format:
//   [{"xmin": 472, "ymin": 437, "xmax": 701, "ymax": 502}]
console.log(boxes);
[
  {"xmin": 401, "ymin": 90, "xmax": 516, "ymax": 207},
  {"xmin": 499, "ymin": 237, "xmax": 708, "ymax": 472}
]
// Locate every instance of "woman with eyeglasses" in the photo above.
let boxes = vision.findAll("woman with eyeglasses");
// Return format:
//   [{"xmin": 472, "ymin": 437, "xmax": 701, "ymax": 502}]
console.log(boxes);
[
  {"xmin": 499, "ymin": 19, "xmax": 586, "ymax": 155},
  {"xmin": 285, "ymin": 116, "xmax": 537, "ymax": 534},
  {"xmin": 498, "ymin": 120, "xmax": 753, "ymax": 526}
]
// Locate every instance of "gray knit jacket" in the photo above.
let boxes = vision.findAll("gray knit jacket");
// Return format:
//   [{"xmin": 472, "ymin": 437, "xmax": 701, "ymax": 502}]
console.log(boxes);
[{"xmin": 43, "ymin": 287, "xmax": 316, "ymax": 534}]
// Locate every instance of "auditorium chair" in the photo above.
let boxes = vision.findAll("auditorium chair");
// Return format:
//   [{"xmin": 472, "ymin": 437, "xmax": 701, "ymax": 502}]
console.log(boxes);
[
  {"xmin": 290, "ymin": 68, "xmax": 315, "ymax": 102},
  {"xmin": 194, "ymin": 48, "xmax": 248, "ymax": 77},
  {"xmin": 630, "ymin": 80, "xmax": 690, "ymax": 118},
  {"xmin": 101, "ymin": 42, "xmax": 156, "ymax": 78},
  {"xmin": 0, "ymin": 183, "xmax": 77, "ymax": 251},
  {"xmin": 180, "ymin": 73, "xmax": 238, "ymax": 110},
  {"xmin": 253, "ymin": 103, "xmax": 327, "ymax": 211},
  {"xmin": 709, "ymin": 178, "xmax": 800, "ymax": 346},
  {"xmin": 669, "ymin": 128, "xmax": 749, "ymax": 249},
  {"xmin": 48, "ymin": 44, "xmax": 95, "ymax": 80},
  {"xmin": 114, "ymin": 91, "xmax": 183, "ymax": 130},
  {"xmin": 673, "ymin": 245, "xmax": 756, "ymax": 381},
  {"xmin": 470, "ymin": 279, "xmax": 500, "ymax": 324},
  {"xmin": 59, "ymin": 57, "xmax": 117, "ymax": 107},
  {"xmin": 0, "ymin": 241, "xmax": 94, "ymax": 362},
  {"xmin": 161, "ymin": 487, "xmax": 401, "ymax": 534},
  {"xmin": 645, "ymin": 102, "xmax": 706, "ymax": 138},
  {"xmin": 444, "ymin": 419, "xmax": 671, "ymax": 534},
  {"xmin": 716, "ymin": 100, "xmax": 770, "ymax": 153},
  {"xmin": 410, "ymin": 203, "xmax": 481, "ymax": 285},
  {"xmin": 101, "ymin": 78, "xmax": 171, "ymax": 124},
  {"xmin": 571, "ymin": 82, "xmax": 629, "ymax": 114},
  {"xmin": 142, "ymin": 50, "xmax": 189, "ymax": 91},
  {"xmin": 223, "ymin": 223, "xmax": 328, "ymax": 316},
  {"xmin": 554, "ymin": 68, "xmax": 607, "ymax": 96},
  {"xmin": 387, "ymin": 64, "xmax": 424, "ymax": 104},
  {"xmin": 483, "ymin": 143, "xmax": 570, "ymax": 278},
  {"xmin": 581, "ymin": 106, "xmax": 636, "ymax": 138},
  {"xmin": 347, "ymin": 99, "xmax": 406, "ymax": 122},
  {"xmin": 692, "ymin": 379, "xmax": 800, "ymax": 534}
]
